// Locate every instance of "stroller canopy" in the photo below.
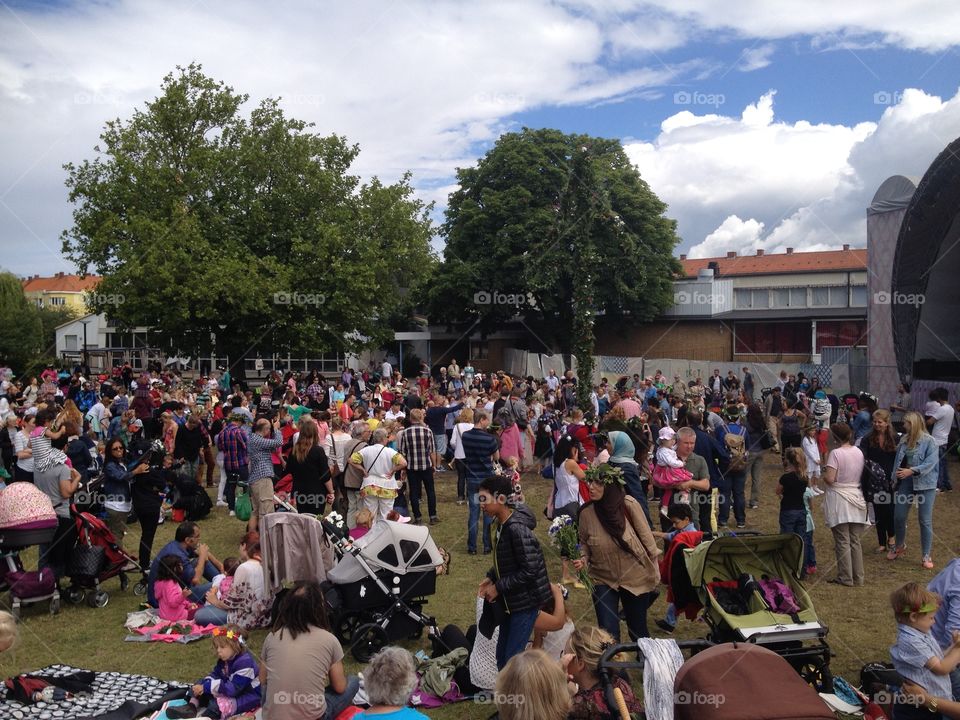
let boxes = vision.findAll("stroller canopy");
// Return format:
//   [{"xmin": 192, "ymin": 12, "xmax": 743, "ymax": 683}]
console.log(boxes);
[
  {"xmin": 0, "ymin": 482, "xmax": 57, "ymax": 529},
  {"xmin": 328, "ymin": 521, "xmax": 442, "ymax": 584}
]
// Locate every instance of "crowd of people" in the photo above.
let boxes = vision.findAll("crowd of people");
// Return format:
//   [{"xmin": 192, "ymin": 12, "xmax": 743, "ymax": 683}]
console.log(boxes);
[{"xmin": 0, "ymin": 359, "xmax": 959, "ymax": 719}]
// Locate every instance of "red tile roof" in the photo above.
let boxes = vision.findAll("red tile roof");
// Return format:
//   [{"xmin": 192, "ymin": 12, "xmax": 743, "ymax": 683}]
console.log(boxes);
[
  {"xmin": 679, "ymin": 248, "xmax": 867, "ymax": 278},
  {"xmin": 22, "ymin": 273, "xmax": 100, "ymax": 293}
]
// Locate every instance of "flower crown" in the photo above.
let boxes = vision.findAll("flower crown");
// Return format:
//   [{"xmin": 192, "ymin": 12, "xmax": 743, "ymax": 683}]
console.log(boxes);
[
  {"xmin": 212, "ymin": 627, "xmax": 245, "ymax": 644},
  {"xmin": 900, "ymin": 601, "xmax": 937, "ymax": 616},
  {"xmin": 583, "ymin": 463, "xmax": 626, "ymax": 487}
]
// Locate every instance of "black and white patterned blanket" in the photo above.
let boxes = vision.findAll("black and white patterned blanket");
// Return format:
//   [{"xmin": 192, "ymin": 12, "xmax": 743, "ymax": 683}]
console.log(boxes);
[{"xmin": 0, "ymin": 664, "xmax": 186, "ymax": 720}]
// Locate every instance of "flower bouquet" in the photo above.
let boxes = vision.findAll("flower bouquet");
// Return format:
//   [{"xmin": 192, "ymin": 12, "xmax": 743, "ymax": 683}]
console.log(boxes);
[
  {"xmin": 322, "ymin": 509, "xmax": 347, "ymax": 540},
  {"xmin": 548, "ymin": 514, "xmax": 593, "ymax": 593}
]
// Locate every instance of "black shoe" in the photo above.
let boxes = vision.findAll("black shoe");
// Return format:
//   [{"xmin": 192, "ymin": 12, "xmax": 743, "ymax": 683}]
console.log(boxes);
[
  {"xmin": 483, "ymin": 549, "xmax": 492, "ymax": 555},
  {"xmin": 468, "ymin": 549, "xmax": 477, "ymax": 555},
  {"xmin": 412, "ymin": 517, "xmax": 422, "ymax": 525},
  {"xmin": 167, "ymin": 704, "xmax": 199, "ymax": 719},
  {"xmin": 429, "ymin": 516, "xmax": 440, "ymax": 525},
  {"xmin": 749, "ymin": 501, "xmax": 759, "ymax": 509},
  {"xmin": 655, "ymin": 619, "xmax": 675, "ymax": 634}
]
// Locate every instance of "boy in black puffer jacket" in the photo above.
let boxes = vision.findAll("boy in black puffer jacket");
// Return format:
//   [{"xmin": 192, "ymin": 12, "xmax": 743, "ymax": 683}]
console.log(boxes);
[{"xmin": 478, "ymin": 474, "xmax": 552, "ymax": 670}]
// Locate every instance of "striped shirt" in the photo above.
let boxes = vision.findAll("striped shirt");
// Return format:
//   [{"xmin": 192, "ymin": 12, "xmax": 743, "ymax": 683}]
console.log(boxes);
[{"xmin": 398, "ymin": 424, "xmax": 434, "ymax": 471}]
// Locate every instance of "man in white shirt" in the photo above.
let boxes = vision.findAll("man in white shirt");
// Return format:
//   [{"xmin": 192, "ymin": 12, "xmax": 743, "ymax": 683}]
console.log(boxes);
[
  {"xmin": 926, "ymin": 387, "xmax": 955, "ymax": 491},
  {"xmin": 545, "ymin": 369, "xmax": 560, "ymax": 392},
  {"xmin": 381, "ymin": 358, "xmax": 393, "ymax": 381},
  {"xmin": 86, "ymin": 398, "xmax": 107, "ymax": 440},
  {"xmin": 385, "ymin": 401, "xmax": 406, "ymax": 423}
]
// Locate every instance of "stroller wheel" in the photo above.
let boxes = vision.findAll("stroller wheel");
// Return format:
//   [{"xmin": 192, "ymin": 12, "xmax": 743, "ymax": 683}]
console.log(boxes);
[
  {"xmin": 350, "ymin": 623, "xmax": 388, "ymax": 663},
  {"xmin": 335, "ymin": 612, "xmax": 364, "ymax": 643},
  {"xmin": 88, "ymin": 590, "xmax": 110, "ymax": 608},
  {"xmin": 133, "ymin": 580, "xmax": 148, "ymax": 596},
  {"xmin": 66, "ymin": 587, "xmax": 86, "ymax": 605},
  {"xmin": 50, "ymin": 596, "xmax": 60, "ymax": 615},
  {"xmin": 119, "ymin": 573, "xmax": 129, "ymax": 592}
]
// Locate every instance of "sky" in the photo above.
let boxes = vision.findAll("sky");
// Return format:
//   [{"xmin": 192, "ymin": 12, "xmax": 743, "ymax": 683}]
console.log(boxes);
[{"xmin": 2, "ymin": 0, "xmax": 960, "ymax": 276}]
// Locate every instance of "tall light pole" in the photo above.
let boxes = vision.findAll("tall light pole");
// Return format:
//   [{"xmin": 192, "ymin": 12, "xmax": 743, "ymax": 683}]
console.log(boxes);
[{"xmin": 80, "ymin": 318, "xmax": 91, "ymax": 370}]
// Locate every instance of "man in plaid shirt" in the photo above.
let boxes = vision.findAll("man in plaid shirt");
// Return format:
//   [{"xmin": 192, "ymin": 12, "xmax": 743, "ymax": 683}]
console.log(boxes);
[
  {"xmin": 245, "ymin": 416, "xmax": 283, "ymax": 532},
  {"xmin": 398, "ymin": 408, "xmax": 439, "ymax": 525},
  {"xmin": 216, "ymin": 414, "xmax": 247, "ymax": 514}
]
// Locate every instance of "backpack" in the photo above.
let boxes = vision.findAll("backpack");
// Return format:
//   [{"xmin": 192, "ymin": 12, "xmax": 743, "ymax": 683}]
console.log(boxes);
[
  {"xmin": 758, "ymin": 575, "xmax": 801, "ymax": 616},
  {"xmin": 723, "ymin": 425, "xmax": 747, "ymax": 473},
  {"xmin": 860, "ymin": 456, "xmax": 893, "ymax": 503}
]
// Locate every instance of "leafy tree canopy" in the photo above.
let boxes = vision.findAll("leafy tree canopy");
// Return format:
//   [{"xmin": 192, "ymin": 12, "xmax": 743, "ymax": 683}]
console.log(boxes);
[
  {"xmin": 62, "ymin": 64, "xmax": 435, "ymax": 370},
  {"xmin": 428, "ymin": 128, "xmax": 681, "ymax": 356}
]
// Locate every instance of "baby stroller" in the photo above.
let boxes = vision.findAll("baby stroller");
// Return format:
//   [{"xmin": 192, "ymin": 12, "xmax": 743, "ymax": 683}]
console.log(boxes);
[
  {"xmin": 0, "ymin": 482, "xmax": 61, "ymax": 618},
  {"xmin": 325, "ymin": 520, "xmax": 443, "ymax": 662},
  {"xmin": 64, "ymin": 507, "xmax": 143, "ymax": 608},
  {"xmin": 685, "ymin": 532, "xmax": 833, "ymax": 691}
]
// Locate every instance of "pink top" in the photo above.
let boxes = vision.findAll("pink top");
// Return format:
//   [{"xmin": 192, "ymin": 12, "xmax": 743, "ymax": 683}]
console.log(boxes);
[
  {"xmin": 349, "ymin": 526, "xmax": 370, "ymax": 540},
  {"xmin": 155, "ymin": 579, "xmax": 191, "ymax": 622},
  {"xmin": 218, "ymin": 576, "xmax": 234, "ymax": 599}
]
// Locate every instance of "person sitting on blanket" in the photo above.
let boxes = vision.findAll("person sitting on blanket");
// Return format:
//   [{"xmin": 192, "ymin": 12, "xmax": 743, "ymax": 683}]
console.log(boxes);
[
  {"xmin": 167, "ymin": 624, "xmax": 260, "ymax": 719},
  {"xmin": 147, "ymin": 521, "xmax": 224, "ymax": 607},
  {"xmin": 563, "ymin": 625, "xmax": 643, "ymax": 720},
  {"xmin": 154, "ymin": 555, "xmax": 199, "ymax": 622},
  {"xmin": 353, "ymin": 646, "xmax": 428, "ymax": 719}
]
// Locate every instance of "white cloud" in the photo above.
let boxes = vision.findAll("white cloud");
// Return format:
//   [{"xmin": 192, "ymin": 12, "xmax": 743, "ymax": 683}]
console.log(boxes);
[
  {"xmin": 738, "ymin": 43, "xmax": 776, "ymax": 72},
  {"xmin": 626, "ymin": 87, "xmax": 960, "ymax": 258}
]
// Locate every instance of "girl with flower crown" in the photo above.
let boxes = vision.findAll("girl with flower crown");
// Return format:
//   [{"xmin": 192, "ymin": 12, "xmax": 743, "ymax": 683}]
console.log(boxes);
[{"xmin": 167, "ymin": 624, "xmax": 261, "ymax": 719}]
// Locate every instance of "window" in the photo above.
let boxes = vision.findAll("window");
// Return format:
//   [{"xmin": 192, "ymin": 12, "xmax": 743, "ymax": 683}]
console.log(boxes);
[
  {"xmin": 791, "ymin": 288, "xmax": 807, "ymax": 307},
  {"xmin": 770, "ymin": 287, "xmax": 808, "ymax": 308},
  {"xmin": 35, "ymin": 298, "xmax": 44, "ymax": 308},
  {"xmin": 64, "ymin": 335, "xmax": 78, "ymax": 351},
  {"xmin": 471, "ymin": 341, "xmax": 488, "ymax": 360},
  {"xmin": 850, "ymin": 286, "xmax": 867, "ymax": 307},
  {"xmin": 772, "ymin": 289, "xmax": 790, "ymax": 308},
  {"xmin": 816, "ymin": 321, "xmax": 867, "ymax": 351},
  {"xmin": 811, "ymin": 286, "xmax": 848, "ymax": 307},
  {"xmin": 735, "ymin": 322, "xmax": 812, "ymax": 355},
  {"xmin": 50, "ymin": 297, "xmax": 65, "ymax": 306},
  {"xmin": 734, "ymin": 289, "xmax": 769, "ymax": 309}
]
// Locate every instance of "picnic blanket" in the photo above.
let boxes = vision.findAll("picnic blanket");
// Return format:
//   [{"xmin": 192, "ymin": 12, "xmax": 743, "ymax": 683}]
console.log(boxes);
[
  {"xmin": 0, "ymin": 664, "xmax": 186, "ymax": 720},
  {"xmin": 124, "ymin": 610, "xmax": 218, "ymax": 644}
]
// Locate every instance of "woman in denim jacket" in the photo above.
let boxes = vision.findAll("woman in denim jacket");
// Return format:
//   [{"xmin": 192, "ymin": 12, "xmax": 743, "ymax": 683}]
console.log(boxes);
[{"xmin": 889, "ymin": 411, "xmax": 940, "ymax": 569}]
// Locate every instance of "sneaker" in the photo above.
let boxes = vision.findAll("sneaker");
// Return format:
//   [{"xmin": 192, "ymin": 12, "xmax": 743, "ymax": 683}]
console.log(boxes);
[
  {"xmin": 736, "ymin": 523, "xmax": 746, "ymax": 529},
  {"xmin": 749, "ymin": 501, "xmax": 759, "ymax": 509},
  {"xmin": 216, "ymin": 500, "xmax": 228, "ymax": 508},
  {"xmin": 229, "ymin": 511, "xmax": 236, "ymax": 517},
  {"xmin": 887, "ymin": 545, "xmax": 906, "ymax": 561},
  {"xmin": 457, "ymin": 499, "xmax": 466, "ymax": 506},
  {"xmin": 922, "ymin": 556, "xmax": 934, "ymax": 570},
  {"xmin": 655, "ymin": 619, "xmax": 676, "ymax": 634},
  {"xmin": 429, "ymin": 516, "xmax": 440, "ymax": 525}
]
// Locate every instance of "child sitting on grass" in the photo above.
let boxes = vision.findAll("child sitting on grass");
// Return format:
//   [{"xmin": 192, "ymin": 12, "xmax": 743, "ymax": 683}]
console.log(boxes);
[
  {"xmin": 564, "ymin": 625, "xmax": 643, "ymax": 720},
  {"xmin": 652, "ymin": 504, "xmax": 696, "ymax": 634},
  {"xmin": 212, "ymin": 557, "xmax": 240, "ymax": 602},
  {"xmin": 167, "ymin": 624, "xmax": 260, "ymax": 719},
  {"xmin": 154, "ymin": 555, "xmax": 199, "ymax": 622},
  {"xmin": 889, "ymin": 582, "xmax": 960, "ymax": 717}
]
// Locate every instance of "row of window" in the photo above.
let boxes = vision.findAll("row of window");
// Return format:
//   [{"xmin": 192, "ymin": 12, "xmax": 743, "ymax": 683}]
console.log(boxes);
[
  {"xmin": 734, "ymin": 285, "xmax": 867, "ymax": 310},
  {"xmin": 733, "ymin": 320, "xmax": 868, "ymax": 355},
  {"xmin": 34, "ymin": 297, "xmax": 65, "ymax": 307}
]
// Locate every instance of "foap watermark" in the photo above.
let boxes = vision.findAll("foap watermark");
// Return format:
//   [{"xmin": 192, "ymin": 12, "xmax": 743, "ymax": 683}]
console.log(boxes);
[
  {"xmin": 675, "ymin": 690, "xmax": 725, "ymax": 708},
  {"xmin": 476, "ymin": 91, "xmax": 525, "ymax": 106},
  {"xmin": 874, "ymin": 690, "xmax": 925, "ymax": 707},
  {"xmin": 283, "ymin": 93, "xmax": 326, "ymax": 106},
  {"xmin": 673, "ymin": 90, "xmax": 725, "ymax": 108},
  {"xmin": 87, "ymin": 292, "xmax": 126, "ymax": 307},
  {"xmin": 475, "ymin": 690, "xmax": 526, "ymax": 707},
  {"xmin": 274, "ymin": 291, "xmax": 326, "ymax": 307},
  {"xmin": 674, "ymin": 290, "xmax": 726, "ymax": 306},
  {"xmin": 74, "ymin": 91, "xmax": 122, "ymax": 106},
  {"xmin": 473, "ymin": 290, "xmax": 537, "ymax": 308},
  {"xmin": 874, "ymin": 291, "xmax": 924, "ymax": 307},
  {"xmin": 873, "ymin": 90, "xmax": 904, "ymax": 106},
  {"xmin": 273, "ymin": 690, "xmax": 324, "ymax": 709}
]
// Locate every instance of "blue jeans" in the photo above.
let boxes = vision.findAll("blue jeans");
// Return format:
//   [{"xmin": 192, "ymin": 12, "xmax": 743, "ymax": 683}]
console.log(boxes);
[
  {"xmin": 611, "ymin": 461, "xmax": 652, "ymax": 527},
  {"xmin": 495, "ymin": 608, "xmax": 539, "ymax": 670},
  {"xmin": 720, "ymin": 470, "xmax": 747, "ymax": 525},
  {"xmin": 894, "ymin": 477, "xmax": 936, "ymax": 557},
  {"xmin": 194, "ymin": 603, "xmax": 228, "ymax": 626},
  {"xmin": 780, "ymin": 509, "xmax": 815, "ymax": 566},
  {"xmin": 325, "ymin": 675, "xmax": 360, "ymax": 720},
  {"xmin": 592, "ymin": 584, "xmax": 651, "ymax": 642},
  {"xmin": 938, "ymin": 445, "xmax": 952, "ymax": 490},
  {"xmin": 467, "ymin": 485, "xmax": 493, "ymax": 553}
]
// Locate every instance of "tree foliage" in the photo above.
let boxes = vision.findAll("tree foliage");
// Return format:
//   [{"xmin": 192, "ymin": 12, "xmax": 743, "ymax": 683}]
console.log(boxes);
[
  {"xmin": 428, "ymin": 128, "xmax": 681, "ymax": 373},
  {"xmin": 0, "ymin": 272, "xmax": 47, "ymax": 370},
  {"xmin": 62, "ymin": 64, "xmax": 435, "ymax": 371}
]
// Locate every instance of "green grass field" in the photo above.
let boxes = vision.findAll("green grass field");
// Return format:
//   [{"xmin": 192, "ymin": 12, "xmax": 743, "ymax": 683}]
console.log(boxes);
[{"xmin": 2, "ymin": 455, "xmax": 957, "ymax": 719}]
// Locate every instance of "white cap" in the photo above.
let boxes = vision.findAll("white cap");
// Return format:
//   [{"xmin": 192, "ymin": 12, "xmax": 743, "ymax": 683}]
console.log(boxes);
[{"xmin": 658, "ymin": 426, "xmax": 676, "ymax": 442}]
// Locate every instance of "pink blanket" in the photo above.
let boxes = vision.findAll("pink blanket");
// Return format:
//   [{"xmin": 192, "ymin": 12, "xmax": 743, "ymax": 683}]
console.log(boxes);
[{"xmin": 134, "ymin": 620, "xmax": 218, "ymax": 642}]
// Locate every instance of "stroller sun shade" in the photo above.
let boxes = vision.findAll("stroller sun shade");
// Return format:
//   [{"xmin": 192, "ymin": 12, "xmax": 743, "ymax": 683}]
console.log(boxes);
[{"xmin": 328, "ymin": 521, "xmax": 442, "ymax": 584}]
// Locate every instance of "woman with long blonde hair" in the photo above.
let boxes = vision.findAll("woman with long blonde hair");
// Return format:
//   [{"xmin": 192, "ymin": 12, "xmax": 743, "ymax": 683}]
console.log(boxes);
[
  {"xmin": 286, "ymin": 418, "xmax": 332, "ymax": 516},
  {"xmin": 889, "ymin": 411, "xmax": 940, "ymax": 568},
  {"xmin": 864, "ymin": 409, "xmax": 898, "ymax": 553}
]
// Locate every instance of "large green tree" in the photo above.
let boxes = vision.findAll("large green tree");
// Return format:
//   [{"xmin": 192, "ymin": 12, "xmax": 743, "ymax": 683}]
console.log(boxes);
[
  {"xmin": 62, "ymin": 64, "xmax": 434, "ymax": 374},
  {"xmin": 428, "ymin": 128, "xmax": 681, "ymax": 400},
  {"xmin": 0, "ymin": 272, "xmax": 44, "ymax": 369}
]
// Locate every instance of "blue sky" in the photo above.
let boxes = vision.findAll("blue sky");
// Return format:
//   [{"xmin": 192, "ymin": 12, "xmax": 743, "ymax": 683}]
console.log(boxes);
[{"xmin": 2, "ymin": 1, "xmax": 960, "ymax": 275}]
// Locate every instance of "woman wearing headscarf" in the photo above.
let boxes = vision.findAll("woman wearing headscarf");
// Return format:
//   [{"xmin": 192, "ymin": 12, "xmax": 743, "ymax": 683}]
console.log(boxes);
[
  {"xmin": 606, "ymin": 431, "xmax": 652, "ymax": 526},
  {"xmin": 574, "ymin": 466, "xmax": 661, "ymax": 641}
]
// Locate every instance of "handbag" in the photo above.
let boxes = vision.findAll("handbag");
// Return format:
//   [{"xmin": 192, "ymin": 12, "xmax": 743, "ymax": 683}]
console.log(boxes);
[
  {"xmin": 234, "ymin": 488, "xmax": 252, "ymax": 521},
  {"xmin": 68, "ymin": 545, "xmax": 106, "ymax": 578}
]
